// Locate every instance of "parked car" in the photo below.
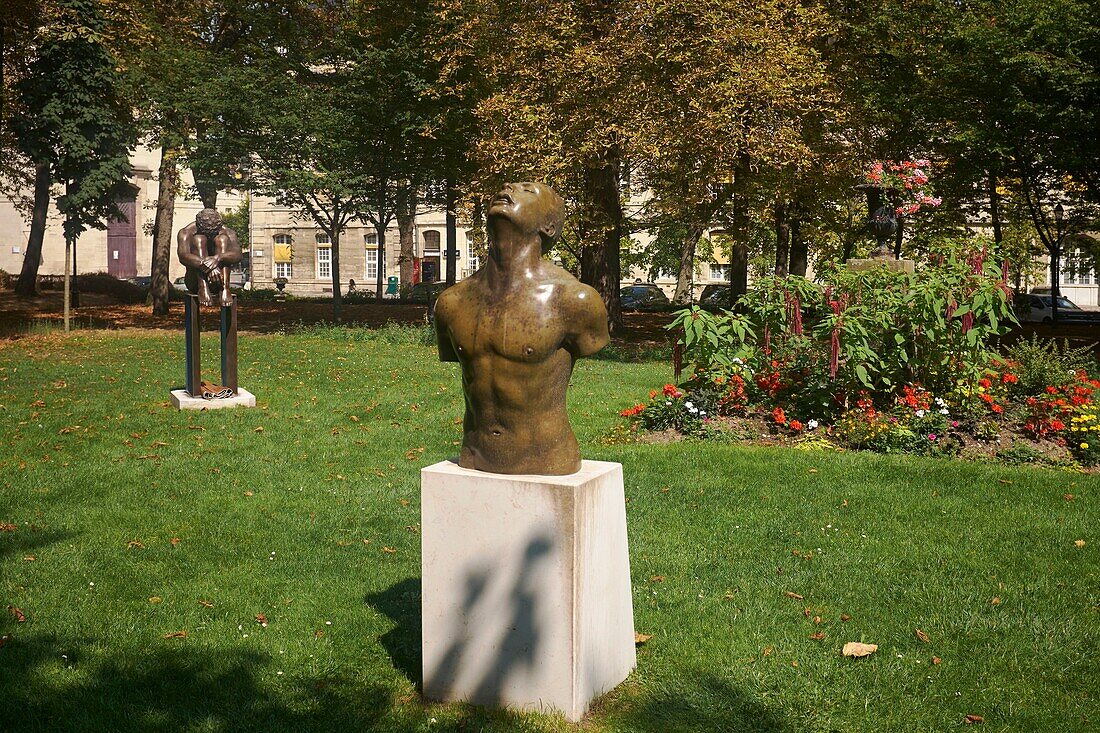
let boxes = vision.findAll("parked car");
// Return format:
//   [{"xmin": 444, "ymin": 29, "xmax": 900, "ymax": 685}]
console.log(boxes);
[
  {"xmin": 699, "ymin": 285, "xmax": 733, "ymax": 310},
  {"xmin": 1017, "ymin": 293, "xmax": 1087, "ymax": 323},
  {"xmin": 619, "ymin": 283, "xmax": 670, "ymax": 311},
  {"xmin": 172, "ymin": 276, "xmax": 189, "ymax": 292},
  {"xmin": 407, "ymin": 280, "xmax": 449, "ymax": 304},
  {"xmin": 126, "ymin": 276, "xmax": 152, "ymax": 289}
]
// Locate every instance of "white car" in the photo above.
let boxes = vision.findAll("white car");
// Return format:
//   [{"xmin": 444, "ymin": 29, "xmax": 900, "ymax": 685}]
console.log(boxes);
[{"xmin": 1018, "ymin": 293, "xmax": 1084, "ymax": 322}]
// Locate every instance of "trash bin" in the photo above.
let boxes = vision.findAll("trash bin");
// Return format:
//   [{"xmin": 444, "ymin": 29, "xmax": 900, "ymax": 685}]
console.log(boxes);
[{"xmin": 385, "ymin": 276, "xmax": 399, "ymax": 297}]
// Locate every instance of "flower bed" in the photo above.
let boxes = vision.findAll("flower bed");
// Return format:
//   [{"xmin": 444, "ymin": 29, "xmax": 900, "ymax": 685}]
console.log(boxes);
[{"xmin": 618, "ymin": 244, "xmax": 1099, "ymax": 469}]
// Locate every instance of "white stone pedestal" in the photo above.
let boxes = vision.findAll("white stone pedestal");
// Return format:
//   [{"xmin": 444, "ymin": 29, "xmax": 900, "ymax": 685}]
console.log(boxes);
[
  {"xmin": 169, "ymin": 388, "xmax": 256, "ymax": 410},
  {"xmin": 421, "ymin": 459, "xmax": 636, "ymax": 721}
]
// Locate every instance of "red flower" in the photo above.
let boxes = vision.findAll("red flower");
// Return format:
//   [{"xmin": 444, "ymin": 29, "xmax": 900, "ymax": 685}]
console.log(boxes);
[
  {"xmin": 620, "ymin": 404, "xmax": 646, "ymax": 418},
  {"xmin": 1050, "ymin": 419, "xmax": 1065, "ymax": 431},
  {"xmin": 991, "ymin": 404, "xmax": 1004, "ymax": 414},
  {"xmin": 789, "ymin": 420, "xmax": 803, "ymax": 431},
  {"xmin": 1046, "ymin": 386, "xmax": 1059, "ymax": 394},
  {"xmin": 772, "ymin": 407, "xmax": 787, "ymax": 425},
  {"xmin": 979, "ymin": 378, "xmax": 992, "ymax": 389},
  {"xmin": 662, "ymin": 384, "xmax": 683, "ymax": 398},
  {"xmin": 1002, "ymin": 374, "xmax": 1018, "ymax": 384}
]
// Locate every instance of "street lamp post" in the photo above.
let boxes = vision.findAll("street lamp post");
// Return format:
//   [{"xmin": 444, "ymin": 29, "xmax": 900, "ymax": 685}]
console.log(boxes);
[{"xmin": 1053, "ymin": 203, "xmax": 1065, "ymax": 324}]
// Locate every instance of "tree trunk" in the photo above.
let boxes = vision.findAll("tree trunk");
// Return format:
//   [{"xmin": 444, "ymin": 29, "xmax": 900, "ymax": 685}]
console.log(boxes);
[
  {"xmin": 70, "ymin": 226, "xmax": 79, "ymax": 308},
  {"xmin": 63, "ymin": 230, "xmax": 71, "ymax": 332},
  {"xmin": 150, "ymin": 141, "xmax": 181, "ymax": 315},
  {"xmin": 15, "ymin": 162, "xmax": 50, "ymax": 297},
  {"xmin": 374, "ymin": 221, "xmax": 387, "ymax": 303},
  {"xmin": 789, "ymin": 204, "xmax": 807, "ymax": 277},
  {"xmin": 774, "ymin": 198, "xmax": 790, "ymax": 276},
  {"xmin": 727, "ymin": 152, "xmax": 750, "ymax": 308},
  {"xmin": 330, "ymin": 225, "xmax": 343, "ymax": 321},
  {"xmin": 397, "ymin": 190, "xmax": 417, "ymax": 287},
  {"xmin": 445, "ymin": 182, "xmax": 457, "ymax": 286},
  {"xmin": 194, "ymin": 174, "xmax": 217, "ymax": 209},
  {"xmin": 893, "ymin": 216, "xmax": 904, "ymax": 259},
  {"xmin": 987, "ymin": 171, "xmax": 1003, "ymax": 245},
  {"xmin": 672, "ymin": 225, "xmax": 703, "ymax": 305},
  {"xmin": 1050, "ymin": 245, "xmax": 1061, "ymax": 324},
  {"xmin": 580, "ymin": 152, "xmax": 623, "ymax": 333}
]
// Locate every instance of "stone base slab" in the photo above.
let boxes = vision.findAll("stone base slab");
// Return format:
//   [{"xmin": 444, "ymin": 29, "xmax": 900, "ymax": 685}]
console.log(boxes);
[
  {"xmin": 420, "ymin": 459, "xmax": 636, "ymax": 721},
  {"xmin": 170, "ymin": 388, "xmax": 256, "ymax": 410},
  {"xmin": 847, "ymin": 257, "xmax": 916, "ymax": 274}
]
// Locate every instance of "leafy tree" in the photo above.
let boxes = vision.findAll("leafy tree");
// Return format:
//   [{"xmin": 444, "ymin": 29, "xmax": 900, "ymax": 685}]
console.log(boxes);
[{"xmin": 14, "ymin": 0, "xmax": 135, "ymax": 327}]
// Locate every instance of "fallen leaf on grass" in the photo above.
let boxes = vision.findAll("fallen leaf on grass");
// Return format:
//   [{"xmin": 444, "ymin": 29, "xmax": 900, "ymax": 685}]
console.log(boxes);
[
  {"xmin": 382, "ymin": 546, "xmax": 397, "ymax": 554},
  {"xmin": 840, "ymin": 614, "xmax": 852, "ymax": 622},
  {"xmin": 198, "ymin": 600, "xmax": 214, "ymax": 609},
  {"xmin": 163, "ymin": 630, "xmax": 188, "ymax": 639},
  {"xmin": 1075, "ymin": 539, "xmax": 1086, "ymax": 548},
  {"xmin": 0, "ymin": 523, "xmax": 15, "ymax": 532},
  {"xmin": 314, "ymin": 630, "xmax": 324, "ymax": 638},
  {"xmin": 0, "ymin": 634, "xmax": 10, "ymax": 648},
  {"xmin": 150, "ymin": 440, "xmax": 169, "ymax": 448},
  {"xmin": 634, "ymin": 632, "xmax": 652, "ymax": 645},
  {"xmin": 932, "ymin": 656, "xmax": 942, "ymax": 665},
  {"xmin": 723, "ymin": 590, "xmax": 738, "ymax": 599},
  {"xmin": 23, "ymin": 555, "xmax": 35, "ymax": 562},
  {"xmin": 253, "ymin": 426, "xmax": 265, "ymax": 433},
  {"xmin": 813, "ymin": 616, "xmax": 822, "ymax": 625},
  {"xmin": 784, "ymin": 591, "xmax": 804, "ymax": 600},
  {"xmin": 398, "ymin": 499, "xmax": 410, "ymax": 506},
  {"xmin": 809, "ymin": 632, "xmax": 826, "ymax": 641},
  {"xmin": 808, "ymin": 468, "xmax": 818, "ymax": 474},
  {"xmin": 8, "ymin": 606, "xmax": 25, "ymax": 623},
  {"xmin": 170, "ymin": 537, "xmax": 181, "ymax": 547},
  {"xmin": 149, "ymin": 597, "xmax": 162, "ymax": 604},
  {"xmin": 650, "ymin": 575, "xmax": 665, "ymax": 583},
  {"xmin": 1064, "ymin": 494, "xmax": 1074, "ymax": 501},
  {"xmin": 244, "ymin": 491, "xmax": 254, "ymax": 497},
  {"xmin": 842, "ymin": 642, "xmax": 878, "ymax": 658},
  {"xmin": 127, "ymin": 540, "xmax": 145, "ymax": 549},
  {"xmin": 964, "ymin": 714, "xmax": 984, "ymax": 724},
  {"xmin": 991, "ymin": 597, "xmax": 1001, "ymax": 605},
  {"xmin": 915, "ymin": 629, "xmax": 931, "ymax": 643},
  {"xmin": 997, "ymin": 479, "xmax": 1012, "ymax": 485},
  {"xmin": 256, "ymin": 613, "xmax": 268, "ymax": 627}
]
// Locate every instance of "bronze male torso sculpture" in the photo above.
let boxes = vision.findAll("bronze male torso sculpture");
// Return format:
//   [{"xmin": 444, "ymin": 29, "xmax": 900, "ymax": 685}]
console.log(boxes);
[{"xmin": 434, "ymin": 182, "xmax": 609, "ymax": 475}]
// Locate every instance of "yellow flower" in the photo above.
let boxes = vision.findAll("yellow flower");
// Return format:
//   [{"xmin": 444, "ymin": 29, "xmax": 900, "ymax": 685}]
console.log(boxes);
[{"xmin": 1081, "ymin": 443, "xmax": 1090, "ymax": 450}]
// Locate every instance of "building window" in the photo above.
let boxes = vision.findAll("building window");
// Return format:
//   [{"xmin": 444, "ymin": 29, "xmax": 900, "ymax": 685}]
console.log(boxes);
[
  {"xmin": 316, "ymin": 233, "xmax": 332, "ymax": 279},
  {"xmin": 273, "ymin": 234, "xmax": 293, "ymax": 279},
  {"xmin": 468, "ymin": 253, "xmax": 480, "ymax": 273},
  {"xmin": 710, "ymin": 263, "xmax": 730, "ymax": 281},
  {"xmin": 366, "ymin": 248, "xmax": 379, "ymax": 280},
  {"xmin": 1063, "ymin": 253, "xmax": 1095, "ymax": 286},
  {"xmin": 423, "ymin": 230, "xmax": 441, "ymax": 254}
]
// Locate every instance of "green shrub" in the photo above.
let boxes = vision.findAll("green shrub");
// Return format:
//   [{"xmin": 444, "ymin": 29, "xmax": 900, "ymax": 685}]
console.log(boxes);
[{"xmin": 1000, "ymin": 334, "xmax": 1096, "ymax": 395}]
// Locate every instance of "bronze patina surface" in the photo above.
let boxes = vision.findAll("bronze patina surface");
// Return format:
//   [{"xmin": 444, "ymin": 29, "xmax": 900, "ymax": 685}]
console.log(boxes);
[
  {"xmin": 176, "ymin": 209, "xmax": 243, "ymax": 397},
  {"xmin": 434, "ymin": 182, "xmax": 609, "ymax": 475},
  {"xmin": 177, "ymin": 208, "xmax": 242, "ymax": 307}
]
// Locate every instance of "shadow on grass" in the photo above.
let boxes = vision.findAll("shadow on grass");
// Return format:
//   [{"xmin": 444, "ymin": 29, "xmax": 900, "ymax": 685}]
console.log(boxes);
[
  {"xmin": 365, "ymin": 576, "xmax": 422, "ymax": 690},
  {"xmin": 603, "ymin": 673, "xmax": 791, "ymax": 732},
  {"xmin": 0, "ymin": 637, "xmax": 396, "ymax": 733}
]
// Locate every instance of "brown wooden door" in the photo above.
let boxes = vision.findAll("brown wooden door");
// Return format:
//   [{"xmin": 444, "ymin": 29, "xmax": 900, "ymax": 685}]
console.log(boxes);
[{"xmin": 107, "ymin": 197, "xmax": 137, "ymax": 278}]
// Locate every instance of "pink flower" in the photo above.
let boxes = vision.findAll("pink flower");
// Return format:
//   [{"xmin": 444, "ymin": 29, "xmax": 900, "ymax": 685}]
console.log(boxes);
[{"xmin": 928, "ymin": 434, "xmax": 937, "ymax": 441}]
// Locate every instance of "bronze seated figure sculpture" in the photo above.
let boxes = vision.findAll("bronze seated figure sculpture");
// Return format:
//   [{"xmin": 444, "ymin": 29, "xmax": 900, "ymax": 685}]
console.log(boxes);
[
  {"xmin": 176, "ymin": 208, "xmax": 243, "ymax": 398},
  {"xmin": 434, "ymin": 182, "xmax": 609, "ymax": 475}
]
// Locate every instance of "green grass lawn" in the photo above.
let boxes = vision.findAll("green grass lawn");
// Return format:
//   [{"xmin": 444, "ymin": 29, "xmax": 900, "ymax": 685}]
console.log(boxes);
[{"xmin": 1, "ymin": 326, "xmax": 1097, "ymax": 732}]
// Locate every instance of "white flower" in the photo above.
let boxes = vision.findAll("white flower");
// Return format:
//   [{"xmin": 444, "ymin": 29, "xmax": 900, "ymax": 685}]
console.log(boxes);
[
  {"xmin": 699, "ymin": 411, "xmax": 707, "ymax": 417},
  {"xmin": 665, "ymin": 400, "xmax": 672, "ymax": 406},
  {"xmin": 807, "ymin": 419, "xmax": 819, "ymax": 430},
  {"xmin": 732, "ymin": 357, "xmax": 743, "ymax": 365},
  {"xmin": 939, "ymin": 408, "xmax": 949, "ymax": 415},
  {"xmin": 685, "ymin": 401, "xmax": 694, "ymax": 409},
  {"xmin": 915, "ymin": 409, "xmax": 925, "ymax": 418}
]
